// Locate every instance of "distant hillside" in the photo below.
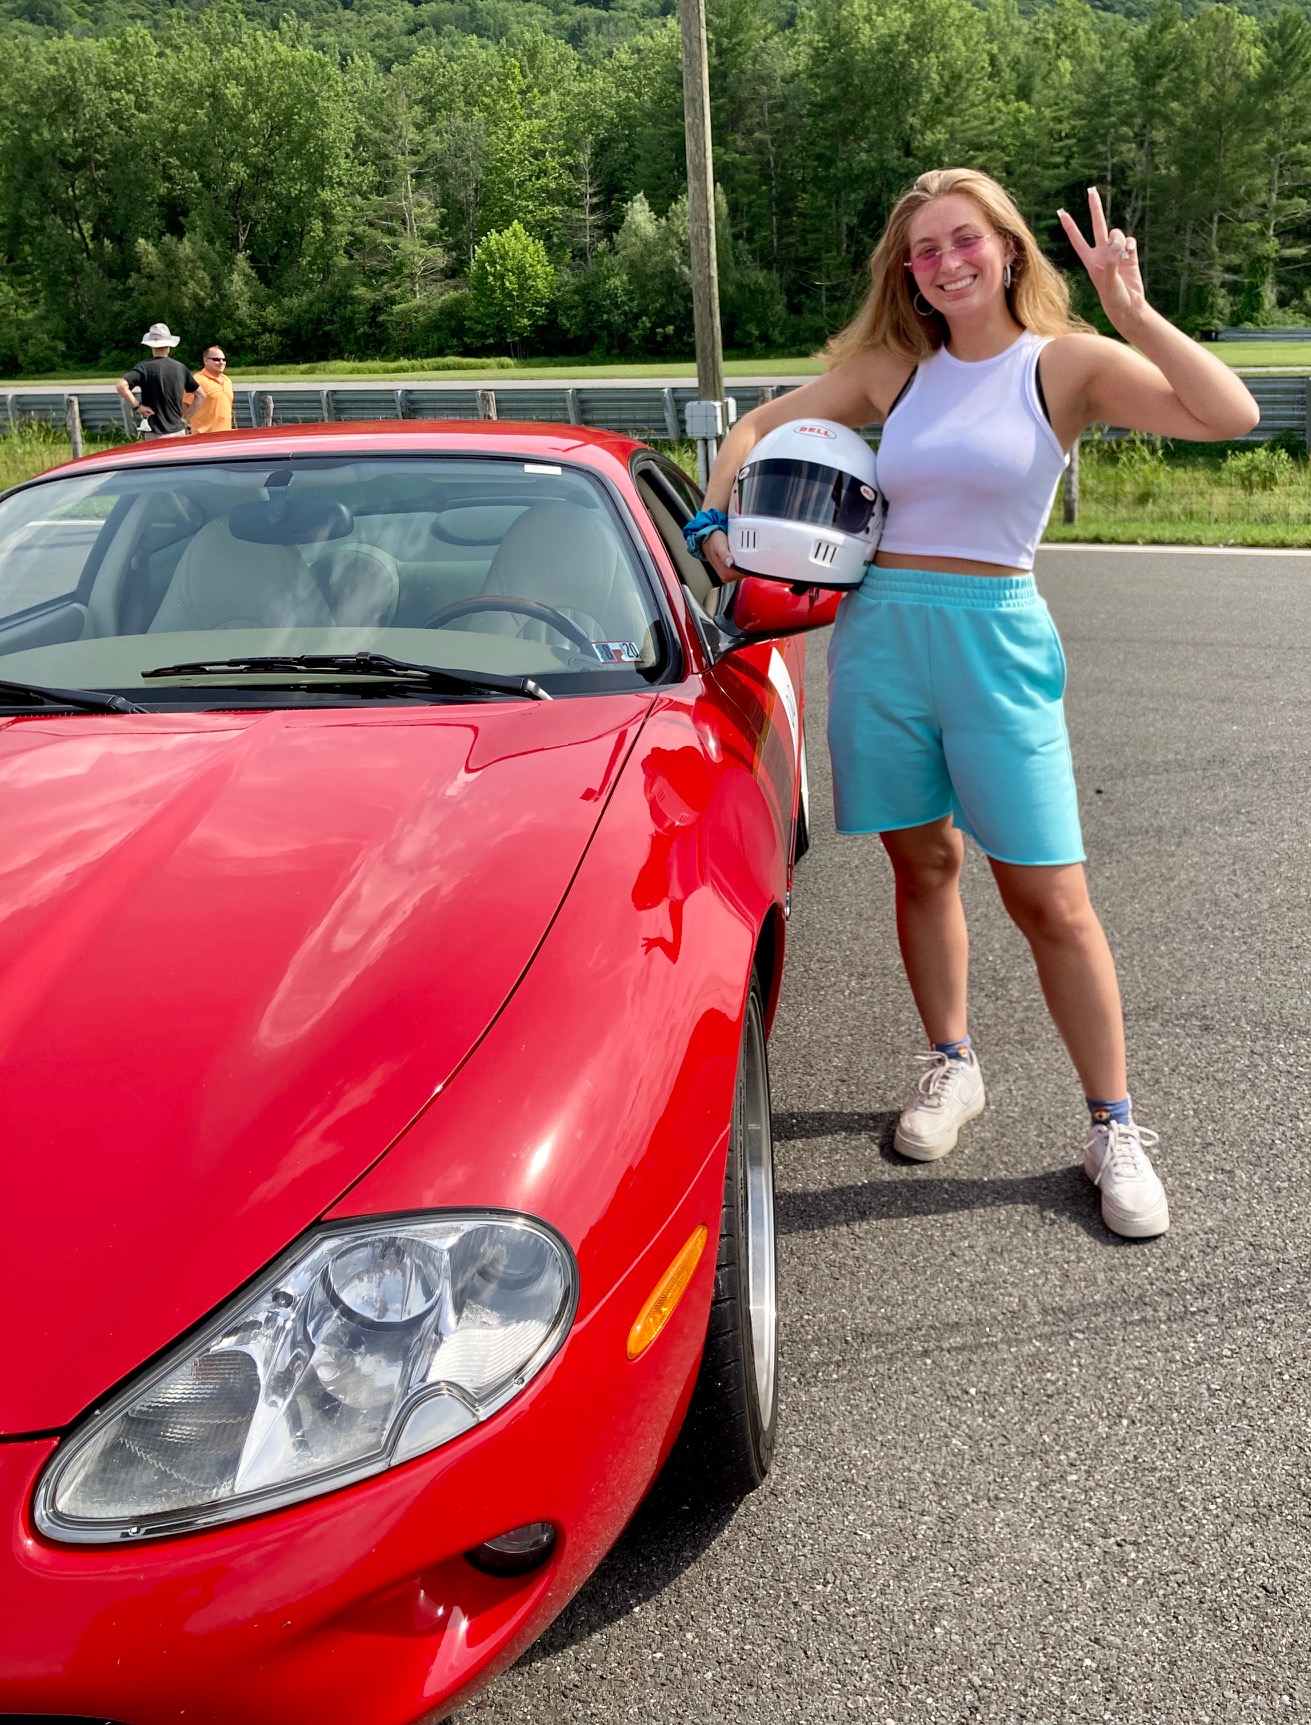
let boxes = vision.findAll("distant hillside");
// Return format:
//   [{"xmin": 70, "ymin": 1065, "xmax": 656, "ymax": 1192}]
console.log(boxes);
[
  {"xmin": 1080, "ymin": 0, "xmax": 1309, "ymax": 16},
  {"xmin": 0, "ymin": 0, "xmax": 671, "ymax": 59},
  {"xmin": 4, "ymin": 0, "xmax": 1307, "ymax": 48}
]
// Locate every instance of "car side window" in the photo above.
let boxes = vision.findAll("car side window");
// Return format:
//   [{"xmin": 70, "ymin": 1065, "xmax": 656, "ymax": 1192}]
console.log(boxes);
[
  {"xmin": 655, "ymin": 460, "xmax": 704, "ymax": 517},
  {"xmin": 633, "ymin": 464, "xmax": 721, "ymax": 613}
]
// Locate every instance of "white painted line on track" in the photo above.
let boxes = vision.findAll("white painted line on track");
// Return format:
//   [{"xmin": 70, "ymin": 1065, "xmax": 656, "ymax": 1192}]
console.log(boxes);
[{"xmin": 1040, "ymin": 542, "xmax": 1311, "ymax": 557}]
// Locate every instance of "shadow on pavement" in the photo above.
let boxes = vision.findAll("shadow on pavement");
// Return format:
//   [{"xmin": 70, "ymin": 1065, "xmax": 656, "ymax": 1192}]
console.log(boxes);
[
  {"xmin": 774, "ymin": 1106, "xmax": 901, "ymax": 1150},
  {"xmin": 517, "ymin": 1459, "xmax": 738, "ymax": 1666},
  {"xmin": 773, "ymin": 1109, "xmax": 1140, "ymax": 1246}
]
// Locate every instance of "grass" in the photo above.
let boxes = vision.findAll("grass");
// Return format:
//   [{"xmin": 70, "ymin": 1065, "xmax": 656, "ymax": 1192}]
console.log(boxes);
[
  {"xmin": 0, "ymin": 424, "xmax": 126, "ymax": 491},
  {"xmin": 239, "ymin": 355, "xmax": 828, "ymax": 382},
  {"xmin": 6, "ymin": 341, "xmax": 1306, "ymax": 390},
  {"xmin": 0, "ymin": 354, "xmax": 827, "ymax": 387},
  {"xmin": 1041, "ymin": 434, "xmax": 1311, "ymax": 547},
  {"xmin": 1195, "ymin": 340, "xmax": 1311, "ymax": 371},
  {"xmin": 225, "ymin": 355, "xmax": 519, "ymax": 378}
]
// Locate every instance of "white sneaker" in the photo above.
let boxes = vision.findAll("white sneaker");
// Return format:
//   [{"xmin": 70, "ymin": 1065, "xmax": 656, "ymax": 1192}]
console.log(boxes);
[
  {"xmin": 1084, "ymin": 1118, "xmax": 1170, "ymax": 1238},
  {"xmin": 893, "ymin": 1049, "xmax": 986, "ymax": 1161}
]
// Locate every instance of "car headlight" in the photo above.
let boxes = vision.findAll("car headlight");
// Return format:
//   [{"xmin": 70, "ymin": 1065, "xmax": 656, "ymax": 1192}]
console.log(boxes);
[{"xmin": 35, "ymin": 1212, "xmax": 577, "ymax": 1544}]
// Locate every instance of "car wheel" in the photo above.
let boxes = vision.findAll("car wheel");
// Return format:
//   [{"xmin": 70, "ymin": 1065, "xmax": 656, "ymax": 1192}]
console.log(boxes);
[
  {"xmin": 793, "ymin": 728, "xmax": 811, "ymax": 863},
  {"xmin": 679, "ymin": 975, "xmax": 778, "ymax": 1499}
]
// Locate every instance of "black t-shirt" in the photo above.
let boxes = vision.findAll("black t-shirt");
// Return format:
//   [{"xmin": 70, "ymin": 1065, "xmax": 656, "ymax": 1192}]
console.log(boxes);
[{"xmin": 123, "ymin": 356, "xmax": 199, "ymax": 435}]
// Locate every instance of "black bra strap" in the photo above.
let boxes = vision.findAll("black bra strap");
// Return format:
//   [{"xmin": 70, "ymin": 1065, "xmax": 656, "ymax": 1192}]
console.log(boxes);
[
  {"xmin": 1034, "ymin": 350, "xmax": 1053, "ymax": 426},
  {"xmin": 884, "ymin": 366, "xmax": 917, "ymax": 421}
]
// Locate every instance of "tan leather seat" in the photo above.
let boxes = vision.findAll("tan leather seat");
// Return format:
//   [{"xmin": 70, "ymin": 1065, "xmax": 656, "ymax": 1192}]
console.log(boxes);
[
  {"xmin": 476, "ymin": 501, "xmax": 650, "ymax": 647},
  {"xmin": 309, "ymin": 543, "xmax": 400, "ymax": 627},
  {"xmin": 149, "ymin": 517, "xmax": 334, "ymax": 633}
]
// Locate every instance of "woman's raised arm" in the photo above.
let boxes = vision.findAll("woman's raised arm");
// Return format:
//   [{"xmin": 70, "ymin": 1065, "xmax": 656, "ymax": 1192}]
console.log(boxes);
[{"xmin": 1057, "ymin": 188, "xmax": 1259, "ymax": 442}]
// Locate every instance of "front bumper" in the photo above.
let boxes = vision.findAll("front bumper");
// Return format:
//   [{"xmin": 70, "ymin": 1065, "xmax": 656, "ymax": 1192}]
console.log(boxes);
[{"xmin": 0, "ymin": 1173, "xmax": 719, "ymax": 1724}]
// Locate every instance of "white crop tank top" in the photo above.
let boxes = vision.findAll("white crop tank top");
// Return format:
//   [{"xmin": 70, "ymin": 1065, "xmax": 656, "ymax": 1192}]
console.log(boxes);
[{"xmin": 875, "ymin": 330, "xmax": 1068, "ymax": 571}]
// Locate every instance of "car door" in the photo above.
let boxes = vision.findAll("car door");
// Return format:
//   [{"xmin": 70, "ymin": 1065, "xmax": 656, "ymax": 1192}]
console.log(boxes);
[{"xmin": 629, "ymin": 454, "xmax": 805, "ymax": 873}]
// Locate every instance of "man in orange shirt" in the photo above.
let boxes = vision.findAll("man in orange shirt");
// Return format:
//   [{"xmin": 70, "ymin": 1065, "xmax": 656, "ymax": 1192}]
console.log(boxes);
[{"xmin": 184, "ymin": 345, "xmax": 235, "ymax": 434}]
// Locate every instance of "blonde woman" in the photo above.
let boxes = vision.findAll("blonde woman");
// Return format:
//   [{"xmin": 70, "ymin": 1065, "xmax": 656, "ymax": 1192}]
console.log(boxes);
[{"xmin": 692, "ymin": 172, "xmax": 1258, "ymax": 1237}]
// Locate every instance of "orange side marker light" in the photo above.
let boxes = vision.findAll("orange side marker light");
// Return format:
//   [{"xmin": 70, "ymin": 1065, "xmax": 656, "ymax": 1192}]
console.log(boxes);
[{"xmin": 626, "ymin": 1226, "xmax": 709, "ymax": 1361}]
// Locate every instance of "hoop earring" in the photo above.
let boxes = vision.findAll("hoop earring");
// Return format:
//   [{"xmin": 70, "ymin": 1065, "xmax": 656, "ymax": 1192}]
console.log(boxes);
[
  {"xmin": 1004, "ymin": 263, "xmax": 1013, "ymax": 288},
  {"xmin": 913, "ymin": 291, "xmax": 933, "ymax": 316}
]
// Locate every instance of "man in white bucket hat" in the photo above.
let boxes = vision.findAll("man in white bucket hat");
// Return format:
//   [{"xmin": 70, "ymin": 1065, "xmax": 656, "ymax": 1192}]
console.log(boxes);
[{"xmin": 115, "ymin": 323, "xmax": 200, "ymax": 439}]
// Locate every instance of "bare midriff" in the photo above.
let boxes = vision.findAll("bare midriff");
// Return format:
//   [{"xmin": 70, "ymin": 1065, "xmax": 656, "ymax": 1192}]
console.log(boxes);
[{"xmin": 873, "ymin": 551, "xmax": 1030, "ymax": 577}]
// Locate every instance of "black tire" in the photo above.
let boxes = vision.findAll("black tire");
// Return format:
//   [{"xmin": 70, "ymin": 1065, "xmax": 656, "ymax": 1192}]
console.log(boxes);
[{"xmin": 677, "ymin": 976, "xmax": 778, "ymax": 1500}]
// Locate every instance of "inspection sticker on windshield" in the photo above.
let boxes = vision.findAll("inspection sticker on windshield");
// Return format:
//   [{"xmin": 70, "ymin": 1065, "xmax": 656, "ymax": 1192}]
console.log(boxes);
[{"xmin": 593, "ymin": 640, "xmax": 642, "ymax": 663}]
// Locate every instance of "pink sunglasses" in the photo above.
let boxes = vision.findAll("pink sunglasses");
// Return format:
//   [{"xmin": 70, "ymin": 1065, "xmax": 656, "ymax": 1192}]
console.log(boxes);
[{"xmin": 904, "ymin": 234, "xmax": 992, "ymax": 278}]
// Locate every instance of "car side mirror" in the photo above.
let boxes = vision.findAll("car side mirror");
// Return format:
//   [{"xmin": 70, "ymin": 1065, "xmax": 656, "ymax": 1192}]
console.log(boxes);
[
  {"xmin": 680, "ymin": 577, "xmax": 845, "ymax": 667},
  {"xmin": 729, "ymin": 576, "xmax": 844, "ymax": 640}
]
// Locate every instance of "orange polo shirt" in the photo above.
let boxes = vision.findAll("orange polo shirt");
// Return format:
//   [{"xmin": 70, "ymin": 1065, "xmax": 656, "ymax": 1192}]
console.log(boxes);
[{"xmin": 187, "ymin": 370, "xmax": 235, "ymax": 434}]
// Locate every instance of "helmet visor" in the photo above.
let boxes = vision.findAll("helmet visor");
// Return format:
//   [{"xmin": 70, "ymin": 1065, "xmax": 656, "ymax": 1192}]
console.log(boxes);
[{"xmin": 736, "ymin": 459, "xmax": 877, "ymax": 535}]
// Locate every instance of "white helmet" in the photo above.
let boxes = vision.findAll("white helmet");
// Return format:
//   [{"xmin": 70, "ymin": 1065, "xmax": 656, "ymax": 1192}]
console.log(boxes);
[{"xmin": 728, "ymin": 418, "xmax": 884, "ymax": 588}]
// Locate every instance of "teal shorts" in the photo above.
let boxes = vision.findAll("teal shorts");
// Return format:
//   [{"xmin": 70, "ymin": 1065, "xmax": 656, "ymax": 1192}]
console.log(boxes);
[{"xmin": 826, "ymin": 568, "xmax": 1084, "ymax": 866}]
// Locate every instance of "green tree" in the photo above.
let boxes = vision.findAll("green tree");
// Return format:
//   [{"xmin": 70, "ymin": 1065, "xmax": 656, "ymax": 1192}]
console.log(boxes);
[
  {"xmin": 0, "ymin": 29, "xmax": 171, "ymax": 359},
  {"xmin": 795, "ymin": 0, "xmax": 993, "ymax": 318},
  {"xmin": 1249, "ymin": 8, "xmax": 1311, "ymax": 315},
  {"xmin": 166, "ymin": 15, "xmax": 360, "ymax": 286},
  {"xmin": 468, "ymin": 220, "xmax": 556, "ymax": 353},
  {"xmin": 1169, "ymin": 5, "xmax": 1264, "ymax": 326}
]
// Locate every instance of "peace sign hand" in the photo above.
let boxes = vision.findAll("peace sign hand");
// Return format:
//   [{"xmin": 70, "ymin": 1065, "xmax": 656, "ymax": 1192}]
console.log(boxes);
[{"xmin": 1058, "ymin": 187, "xmax": 1146, "ymax": 328}]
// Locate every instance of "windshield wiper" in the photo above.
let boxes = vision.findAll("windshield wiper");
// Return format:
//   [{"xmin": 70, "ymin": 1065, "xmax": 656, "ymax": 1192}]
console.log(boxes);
[
  {"xmin": 141, "ymin": 651, "xmax": 552, "ymax": 701},
  {"xmin": 0, "ymin": 676, "xmax": 146, "ymax": 715}
]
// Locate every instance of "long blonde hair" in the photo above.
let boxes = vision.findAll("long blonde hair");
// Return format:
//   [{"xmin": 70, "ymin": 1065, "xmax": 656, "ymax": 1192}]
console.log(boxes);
[{"xmin": 825, "ymin": 167, "xmax": 1088, "ymax": 367}]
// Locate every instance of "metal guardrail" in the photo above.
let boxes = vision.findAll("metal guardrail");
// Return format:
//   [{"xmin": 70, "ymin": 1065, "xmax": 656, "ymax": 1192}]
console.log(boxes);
[
  {"xmin": 1234, "ymin": 373, "xmax": 1309, "ymax": 438},
  {"xmin": 1210, "ymin": 327, "xmax": 1311, "ymax": 343},
  {"xmin": 0, "ymin": 382, "xmax": 789, "ymax": 443},
  {"xmin": 1, "ymin": 373, "xmax": 1305, "ymax": 444}
]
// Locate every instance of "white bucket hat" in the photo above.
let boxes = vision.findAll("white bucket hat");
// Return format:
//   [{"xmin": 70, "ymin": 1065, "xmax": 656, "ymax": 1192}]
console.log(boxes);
[{"xmin": 141, "ymin": 322, "xmax": 181, "ymax": 348}]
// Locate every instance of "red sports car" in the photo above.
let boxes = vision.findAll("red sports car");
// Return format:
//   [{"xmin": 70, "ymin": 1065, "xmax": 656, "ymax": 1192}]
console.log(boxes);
[{"xmin": 0, "ymin": 421, "xmax": 839, "ymax": 1723}]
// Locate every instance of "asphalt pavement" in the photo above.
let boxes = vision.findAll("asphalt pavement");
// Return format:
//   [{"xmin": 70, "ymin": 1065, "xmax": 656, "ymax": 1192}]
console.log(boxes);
[{"xmin": 460, "ymin": 548, "xmax": 1311, "ymax": 1725}]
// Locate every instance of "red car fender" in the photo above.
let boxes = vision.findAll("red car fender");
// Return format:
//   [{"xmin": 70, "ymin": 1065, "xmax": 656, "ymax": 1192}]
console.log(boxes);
[
  {"xmin": 332, "ymin": 685, "xmax": 787, "ymax": 1270},
  {"xmin": 332, "ymin": 681, "xmax": 787, "ymax": 1351}
]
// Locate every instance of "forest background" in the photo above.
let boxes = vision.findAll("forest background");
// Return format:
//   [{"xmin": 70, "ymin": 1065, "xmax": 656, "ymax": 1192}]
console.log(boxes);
[{"xmin": 1, "ymin": 0, "xmax": 1310, "ymax": 375}]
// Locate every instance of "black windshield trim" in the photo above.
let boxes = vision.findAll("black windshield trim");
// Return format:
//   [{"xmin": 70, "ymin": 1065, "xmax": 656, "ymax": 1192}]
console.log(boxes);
[{"xmin": 0, "ymin": 675, "xmax": 145, "ymax": 714}]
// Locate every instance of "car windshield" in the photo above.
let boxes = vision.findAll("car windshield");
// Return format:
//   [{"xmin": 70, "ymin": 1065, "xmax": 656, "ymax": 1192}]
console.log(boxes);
[{"xmin": 0, "ymin": 455, "xmax": 669, "ymax": 707}]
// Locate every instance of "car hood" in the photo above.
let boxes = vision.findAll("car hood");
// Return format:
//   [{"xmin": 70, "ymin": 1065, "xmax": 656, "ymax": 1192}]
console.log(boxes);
[{"xmin": 0, "ymin": 698, "xmax": 650, "ymax": 1432}]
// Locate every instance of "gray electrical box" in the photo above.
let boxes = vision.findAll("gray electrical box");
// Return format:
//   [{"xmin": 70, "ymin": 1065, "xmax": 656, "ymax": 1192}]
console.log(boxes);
[{"xmin": 684, "ymin": 399, "xmax": 724, "ymax": 438}]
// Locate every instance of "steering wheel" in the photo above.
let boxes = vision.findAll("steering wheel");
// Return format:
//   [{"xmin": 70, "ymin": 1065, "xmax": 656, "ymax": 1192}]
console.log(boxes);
[{"xmin": 421, "ymin": 594, "xmax": 595, "ymax": 653}]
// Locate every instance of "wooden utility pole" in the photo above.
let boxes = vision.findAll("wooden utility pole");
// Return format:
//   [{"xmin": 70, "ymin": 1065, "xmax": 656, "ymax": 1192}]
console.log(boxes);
[
  {"xmin": 679, "ymin": 0, "xmax": 724, "ymax": 410},
  {"xmin": 65, "ymin": 394, "xmax": 83, "ymax": 460},
  {"xmin": 1062, "ymin": 440, "xmax": 1080, "ymax": 524}
]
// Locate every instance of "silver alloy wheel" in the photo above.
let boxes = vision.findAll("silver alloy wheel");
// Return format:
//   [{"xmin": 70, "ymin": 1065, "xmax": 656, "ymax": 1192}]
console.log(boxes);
[
  {"xmin": 740, "ymin": 991, "xmax": 777, "ymax": 1424},
  {"xmin": 675, "ymin": 975, "xmax": 778, "ymax": 1499}
]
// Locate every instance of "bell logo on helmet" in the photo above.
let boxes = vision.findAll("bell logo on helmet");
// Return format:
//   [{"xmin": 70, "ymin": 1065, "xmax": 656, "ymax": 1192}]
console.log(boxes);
[{"xmin": 795, "ymin": 424, "xmax": 837, "ymax": 438}]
